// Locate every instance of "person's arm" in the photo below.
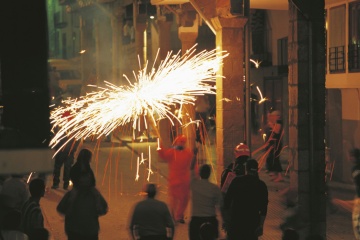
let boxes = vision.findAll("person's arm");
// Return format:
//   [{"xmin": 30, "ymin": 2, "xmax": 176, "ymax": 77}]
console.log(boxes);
[
  {"xmin": 56, "ymin": 191, "xmax": 71, "ymax": 215},
  {"xmin": 255, "ymin": 182, "xmax": 269, "ymax": 237},
  {"xmin": 161, "ymin": 202, "xmax": 175, "ymax": 239}
]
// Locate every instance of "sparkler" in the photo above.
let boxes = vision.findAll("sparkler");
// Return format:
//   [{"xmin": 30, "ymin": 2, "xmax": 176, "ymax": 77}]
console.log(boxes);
[{"xmin": 50, "ymin": 46, "xmax": 228, "ymax": 153}]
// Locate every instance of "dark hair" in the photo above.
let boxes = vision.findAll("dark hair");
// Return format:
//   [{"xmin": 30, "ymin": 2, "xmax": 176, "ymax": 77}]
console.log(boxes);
[
  {"xmin": 351, "ymin": 148, "xmax": 360, "ymax": 163},
  {"xmin": 246, "ymin": 159, "xmax": 258, "ymax": 172},
  {"xmin": 29, "ymin": 178, "xmax": 45, "ymax": 197},
  {"xmin": 145, "ymin": 183, "xmax": 157, "ymax": 198},
  {"xmin": 282, "ymin": 228, "xmax": 299, "ymax": 240},
  {"xmin": 77, "ymin": 148, "xmax": 92, "ymax": 166},
  {"xmin": 199, "ymin": 164, "xmax": 211, "ymax": 179}
]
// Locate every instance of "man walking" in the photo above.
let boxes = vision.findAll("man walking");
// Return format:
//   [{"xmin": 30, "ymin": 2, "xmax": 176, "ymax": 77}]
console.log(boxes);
[
  {"xmin": 189, "ymin": 149, "xmax": 224, "ymax": 240},
  {"xmin": 129, "ymin": 183, "xmax": 174, "ymax": 240},
  {"xmin": 224, "ymin": 159, "xmax": 268, "ymax": 240}
]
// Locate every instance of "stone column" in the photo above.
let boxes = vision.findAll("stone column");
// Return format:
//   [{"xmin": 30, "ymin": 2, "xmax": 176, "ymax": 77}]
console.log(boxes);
[
  {"xmin": 80, "ymin": 14, "xmax": 95, "ymax": 92},
  {"xmin": 135, "ymin": 14, "xmax": 148, "ymax": 68},
  {"xmin": 157, "ymin": 17, "xmax": 173, "ymax": 147},
  {"xmin": 178, "ymin": 14, "xmax": 199, "ymax": 150},
  {"xmin": 157, "ymin": 17, "xmax": 172, "ymax": 60},
  {"xmin": 112, "ymin": 4, "xmax": 123, "ymax": 86},
  {"xmin": 211, "ymin": 17, "xmax": 247, "ymax": 181},
  {"xmin": 288, "ymin": 0, "xmax": 326, "ymax": 236}
]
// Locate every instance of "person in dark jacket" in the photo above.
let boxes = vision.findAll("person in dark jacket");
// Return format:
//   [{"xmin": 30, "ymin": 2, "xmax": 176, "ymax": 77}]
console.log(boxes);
[
  {"xmin": 129, "ymin": 183, "xmax": 174, "ymax": 240},
  {"xmin": 220, "ymin": 143, "xmax": 250, "ymax": 191},
  {"xmin": 223, "ymin": 159, "xmax": 268, "ymax": 240},
  {"xmin": 57, "ymin": 176, "xmax": 108, "ymax": 240},
  {"xmin": 70, "ymin": 148, "xmax": 96, "ymax": 189}
]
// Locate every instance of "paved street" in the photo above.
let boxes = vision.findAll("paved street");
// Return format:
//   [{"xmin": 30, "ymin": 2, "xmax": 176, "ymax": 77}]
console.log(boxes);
[{"xmin": 41, "ymin": 140, "xmax": 356, "ymax": 240}]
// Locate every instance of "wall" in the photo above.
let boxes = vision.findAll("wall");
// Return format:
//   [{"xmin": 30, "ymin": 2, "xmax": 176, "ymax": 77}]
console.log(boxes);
[{"xmin": 267, "ymin": 10, "xmax": 288, "ymax": 66}]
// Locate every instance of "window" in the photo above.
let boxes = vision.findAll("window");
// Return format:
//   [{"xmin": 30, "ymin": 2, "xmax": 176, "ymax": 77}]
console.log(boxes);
[
  {"xmin": 329, "ymin": 5, "xmax": 346, "ymax": 73},
  {"xmin": 349, "ymin": 1, "xmax": 360, "ymax": 71},
  {"xmin": 277, "ymin": 37, "xmax": 288, "ymax": 66}
]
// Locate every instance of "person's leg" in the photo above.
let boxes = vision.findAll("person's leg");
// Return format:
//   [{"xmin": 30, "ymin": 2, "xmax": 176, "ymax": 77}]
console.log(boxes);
[
  {"xmin": 52, "ymin": 153, "xmax": 65, "ymax": 188},
  {"xmin": 168, "ymin": 186, "xmax": 177, "ymax": 220},
  {"xmin": 189, "ymin": 217, "xmax": 203, "ymax": 240},
  {"xmin": 63, "ymin": 154, "xmax": 74, "ymax": 189},
  {"xmin": 175, "ymin": 185, "xmax": 190, "ymax": 222}
]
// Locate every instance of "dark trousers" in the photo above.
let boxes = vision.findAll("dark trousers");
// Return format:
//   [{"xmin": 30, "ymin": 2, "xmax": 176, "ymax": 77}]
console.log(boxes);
[
  {"xmin": 67, "ymin": 231, "xmax": 98, "ymax": 240},
  {"xmin": 226, "ymin": 224, "xmax": 258, "ymax": 240},
  {"xmin": 189, "ymin": 216, "xmax": 218, "ymax": 240},
  {"xmin": 53, "ymin": 151, "xmax": 74, "ymax": 187},
  {"xmin": 140, "ymin": 235, "xmax": 168, "ymax": 240}
]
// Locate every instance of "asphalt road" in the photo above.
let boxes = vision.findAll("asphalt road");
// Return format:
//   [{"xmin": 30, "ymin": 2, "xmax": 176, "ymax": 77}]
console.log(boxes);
[{"xmin": 41, "ymin": 140, "xmax": 356, "ymax": 240}]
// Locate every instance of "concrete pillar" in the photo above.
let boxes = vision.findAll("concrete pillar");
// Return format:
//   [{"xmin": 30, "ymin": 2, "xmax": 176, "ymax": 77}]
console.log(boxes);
[
  {"xmin": 157, "ymin": 18, "xmax": 172, "ymax": 60},
  {"xmin": 80, "ymin": 14, "xmax": 95, "ymax": 92},
  {"xmin": 157, "ymin": 17, "xmax": 173, "ymax": 147},
  {"xmin": 135, "ymin": 15, "xmax": 148, "ymax": 67},
  {"xmin": 211, "ymin": 17, "xmax": 247, "ymax": 181},
  {"xmin": 288, "ymin": 0, "xmax": 326, "ymax": 236},
  {"xmin": 111, "ymin": 4, "xmax": 123, "ymax": 86},
  {"xmin": 178, "ymin": 14, "xmax": 199, "ymax": 150}
]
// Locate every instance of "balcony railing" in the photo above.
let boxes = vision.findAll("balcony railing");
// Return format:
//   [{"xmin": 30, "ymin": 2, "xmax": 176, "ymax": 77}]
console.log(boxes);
[
  {"xmin": 329, "ymin": 46, "xmax": 345, "ymax": 73},
  {"xmin": 348, "ymin": 43, "xmax": 360, "ymax": 72}
]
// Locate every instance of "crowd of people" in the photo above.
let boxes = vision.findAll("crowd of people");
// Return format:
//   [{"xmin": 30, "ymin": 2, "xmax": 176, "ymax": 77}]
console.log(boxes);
[
  {"xmin": 0, "ymin": 129, "xmax": 358, "ymax": 239},
  {"xmin": 0, "ymin": 148, "xmax": 108, "ymax": 240}
]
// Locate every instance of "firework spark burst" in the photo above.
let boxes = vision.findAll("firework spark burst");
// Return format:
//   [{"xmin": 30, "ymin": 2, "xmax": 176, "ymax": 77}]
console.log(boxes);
[{"xmin": 50, "ymin": 46, "xmax": 228, "ymax": 152}]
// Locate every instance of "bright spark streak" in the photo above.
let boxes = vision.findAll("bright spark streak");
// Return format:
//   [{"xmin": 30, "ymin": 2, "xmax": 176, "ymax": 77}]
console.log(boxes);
[
  {"xmin": 256, "ymin": 86, "xmax": 268, "ymax": 104},
  {"xmin": 50, "ymin": 46, "xmax": 228, "ymax": 151},
  {"xmin": 250, "ymin": 59, "xmax": 262, "ymax": 68},
  {"xmin": 27, "ymin": 172, "xmax": 33, "ymax": 183},
  {"xmin": 140, "ymin": 152, "xmax": 146, "ymax": 164},
  {"xmin": 136, "ymin": 157, "xmax": 140, "ymax": 181},
  {"xmin": 157, "ymin": 138, "xmax": 161, "ymax": 150},
  {"xmin": 220, "ymin": 98, "xmax": 232, "ymax": 102},
  {"xmin": 147, "ymin": 145, "xmax": 153, "ymax": 181}
]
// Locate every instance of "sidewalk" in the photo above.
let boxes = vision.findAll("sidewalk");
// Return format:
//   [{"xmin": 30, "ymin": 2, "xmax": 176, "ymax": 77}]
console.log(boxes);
[{"xmin": 40, "ymin": 140, "xmax": 356, "ymax": 240}]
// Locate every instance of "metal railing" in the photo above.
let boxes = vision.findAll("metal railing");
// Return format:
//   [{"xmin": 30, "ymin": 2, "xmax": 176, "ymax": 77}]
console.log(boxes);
[
  {"xmin": 348, "ymin": 43, "xmax": 360, "ymax": 72},
  {"xmin": 329, "ymin": 46, "xmax": 345, "ymax": 73}
]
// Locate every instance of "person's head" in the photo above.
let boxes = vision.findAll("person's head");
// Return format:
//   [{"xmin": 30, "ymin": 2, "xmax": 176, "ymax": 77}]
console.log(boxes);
[
  {"xmin": 77, "ymin": 148, "xmax": 93, "ymax": 165},
  {"xmin": 199, "ymin": 164, "xmax": 211, "ymax": 180},
  {"xmin": 29, "ymin": 178, "xmax": 45, "ymax": 198},
  {"xmin": 145, "ymin": 183, "xmax": 157, "ymax": 198},
  {"xmin": 173, "ymin": 134, "xmax": 187, "ymax": 150},
  {"xmin": 234, "ymin": 143, "xmax": 250, "ymax": 159},
  {"xmin": 282, "ymin": 228, "xmax": 299, "ymax": 240},
  {"xmin": 245, "ymin": 159, "xmax": 258, "ymax": 175},
  {"xmin": 350, "ymin": 148, "xmax": 360, "ymax": 165},
  {"xmin": 199, "ymin": 222, "xmax": 216, "ymax": 240}
]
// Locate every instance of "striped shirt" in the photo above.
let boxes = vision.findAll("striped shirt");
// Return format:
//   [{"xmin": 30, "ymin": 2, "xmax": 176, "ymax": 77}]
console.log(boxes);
[{"xmin": 20, "ymin": 197, "xmax": 44, "ymax": 235}]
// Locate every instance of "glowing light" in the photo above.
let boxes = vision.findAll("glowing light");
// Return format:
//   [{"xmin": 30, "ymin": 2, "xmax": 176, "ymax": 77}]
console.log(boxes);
[
  {"xmin": 50, "ymin": 46, "xmax": 228, "ymax": 152},
  {"xmin": 250, "ymin": 59, "xmax": 262, "ymax": 68},
  {"xmin": 256, "ymin": 86, "xmax": 268, "ymax": 104},
  {"xmin": 147, "ymin": 145, "xmax": 153, "ymax": 181},
  {"xmin": 136, "ymin": 156, "xmax": 140, "ymax": 181},
  {"xmin": 79, "ymin": 50, "xmax": 86, "ymax": 54},
  {"xmin": 157, "ymin": 138, "xmax": 161, "ymax": 150}
]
